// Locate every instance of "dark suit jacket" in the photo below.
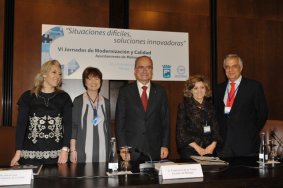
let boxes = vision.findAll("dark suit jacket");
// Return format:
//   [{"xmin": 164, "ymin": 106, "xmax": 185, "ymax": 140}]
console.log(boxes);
[
  {"xmin": 115, "ymin": 81, "xmax": 170, "ymax": 161},
  {"xmin": 215, "ymin": 77, "xmax": 268, "ymax": 157}
]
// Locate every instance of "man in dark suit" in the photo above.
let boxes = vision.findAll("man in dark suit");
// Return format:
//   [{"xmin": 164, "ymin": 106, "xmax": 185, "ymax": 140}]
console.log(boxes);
[
  {"xmin": 115, "ymin": 56, "xmax": 170, "ymax": 161},
  {"xmin": 215, "ymin": 54, "xmax": 268, "ymax": 157}
]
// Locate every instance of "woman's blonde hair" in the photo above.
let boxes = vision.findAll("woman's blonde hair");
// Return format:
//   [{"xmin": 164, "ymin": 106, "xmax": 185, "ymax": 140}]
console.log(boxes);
[
  {"xmin": 183, "ymin": 75, "xmax": 212, "ymax": 97},
  {"xmin": 31, "ymin": 60, "xmax": 62, "ymax": 96}
]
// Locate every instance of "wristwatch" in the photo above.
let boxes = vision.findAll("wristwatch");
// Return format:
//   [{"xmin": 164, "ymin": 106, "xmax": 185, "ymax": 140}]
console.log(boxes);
[{"xmin": 61, "ymin": 147, "xmax": 70, "ymax": 153}]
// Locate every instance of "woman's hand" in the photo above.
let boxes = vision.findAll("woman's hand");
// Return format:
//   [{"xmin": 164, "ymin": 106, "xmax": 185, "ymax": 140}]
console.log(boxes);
[
  {"xmin": 69, "ymin": 139, "xmax": 77, "ymax": 163},
  {"xmin": 58, "ymin": 148, "xmax": 69, "ymax": 164},
  {"xmin": 70, "ymin": 150, "xmax": 77, "ymax": 163},
  {"xmin": 10, "ymin": 150, "xmax": 21, "ymax": 166},
  {"xmin": 204, "ymin": 142, "xmax": 217, "ymax": 155},
  {"xmin": 190, "ymin": 142, "xmax": 206, "ymax": 156},
  {"xmin": 195, "ymin": 146, "xmax": 206, "ymax": 156}
]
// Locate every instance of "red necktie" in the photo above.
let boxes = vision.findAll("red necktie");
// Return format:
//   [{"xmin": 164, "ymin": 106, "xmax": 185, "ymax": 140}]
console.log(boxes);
[
  {"xmin": 226, "ymin": 82, "xmax": 235, "ymax": 107},
  {"xmin": 141, "ymin": 86, "xmax": 148, "ymax": 111}
]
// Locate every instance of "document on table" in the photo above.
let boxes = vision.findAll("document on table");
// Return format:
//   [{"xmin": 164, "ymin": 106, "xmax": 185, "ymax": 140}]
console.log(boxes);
[
  {"xmin": 154, "ymin": 161, "xmax": 176, "ymax": 171},
  {"xmin": 190, "ymin": 156, "xmax": 229, "ymax": 165},
  {"xmin": 12, "ymin": 164, "xmax": 43, "ymax": 175}
]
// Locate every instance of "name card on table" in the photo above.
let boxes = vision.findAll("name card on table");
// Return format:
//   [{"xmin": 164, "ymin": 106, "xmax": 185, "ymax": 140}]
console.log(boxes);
[
  {"xmin": 0, "ymin": 169, "xmax": 33, "ymax": 186},
  {"xmin": 159, "ymin": 164, "xmax": 203, "ymax": 179}
]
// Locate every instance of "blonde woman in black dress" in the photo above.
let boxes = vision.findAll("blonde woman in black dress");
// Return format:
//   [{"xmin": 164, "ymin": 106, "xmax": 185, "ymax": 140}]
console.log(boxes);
[{"xmin": 10, "ymin": 60, "xmax": 72, "ymax": 166}]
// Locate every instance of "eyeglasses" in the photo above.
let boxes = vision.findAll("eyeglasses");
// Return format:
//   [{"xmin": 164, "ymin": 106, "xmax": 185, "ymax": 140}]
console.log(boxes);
[
  {"xmin": 224, "ymin": 64, "xmax": 240, "ymax": 70},
  {"xmin": 135, "ymin": 66, "xmax": 153, "ymax": 71}
]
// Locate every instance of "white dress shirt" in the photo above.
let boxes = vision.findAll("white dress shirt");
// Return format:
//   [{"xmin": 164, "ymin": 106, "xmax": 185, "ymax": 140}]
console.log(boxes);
[
  {"xmin": 137, "ymin": 81, "xmax": 151, "ymax": 97},
  {"xmin": 223, "ymin": 75, "xmax": 242, "ymax": 105}
]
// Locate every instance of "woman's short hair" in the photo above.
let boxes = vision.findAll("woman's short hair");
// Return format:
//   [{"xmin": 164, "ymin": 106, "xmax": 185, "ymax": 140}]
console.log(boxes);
[
  {"xmin": 183, "ymin": 75, "xmax": 212, "ymax": 97},
  {"xmin": 32, "ymin": 60, "xmax": 62, "ymax": 96},
  {"xmin": 82, "ymin": 67, "xmax": 103, "ymax": 92}
]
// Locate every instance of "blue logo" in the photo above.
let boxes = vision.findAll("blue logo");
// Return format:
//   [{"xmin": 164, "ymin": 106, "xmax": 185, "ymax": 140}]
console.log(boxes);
[
  {"xmin": 68, "ymin": 59, "xmax": 80, "ymax": 76},
  {"xmin": 162, "ymin": 65, "xmax": 171, "ymax": 78},
  {"xmin": 41, "ymin": 26, "xmax": 80, "ymax": 78},
  {"xmin": 41, "ymin": 26, "xmax": 64, "ymax": 63}
]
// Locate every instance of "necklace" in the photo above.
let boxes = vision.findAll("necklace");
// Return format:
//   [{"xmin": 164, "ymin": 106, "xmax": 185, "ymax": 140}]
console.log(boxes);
[{"xmin": 38, "ymin": 93, "xmax": 57, "ymax": 107}]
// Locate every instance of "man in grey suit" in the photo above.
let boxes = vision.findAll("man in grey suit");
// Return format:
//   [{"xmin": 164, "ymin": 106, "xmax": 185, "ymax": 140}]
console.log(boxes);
[
  {"xmin": 115, "ymin": 56, "xmax": 170, "ymax": 161},
  {"xmin": 215, "ymin": 54, "xmax": 268, "ymax": 157}
]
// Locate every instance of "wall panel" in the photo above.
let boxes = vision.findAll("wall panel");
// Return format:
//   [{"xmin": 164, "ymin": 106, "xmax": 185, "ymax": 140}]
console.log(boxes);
[
  {"xmin": 129, "ymin": 0, "xmax": 211, "ymax": 159},
  {"xmin": 217, "ymin": 0, "xmax": 283, "ymax": 119},
  {"xmin": 12, "ymin": 0, "xmax": 109, "ymax": 126},
  {"xmin": 0, "ymin": 0, "xmax": 4, "ymax": 124}
]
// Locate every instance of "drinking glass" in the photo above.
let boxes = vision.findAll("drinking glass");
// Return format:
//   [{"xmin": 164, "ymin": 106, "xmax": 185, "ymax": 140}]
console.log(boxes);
[
  {"xmin": 276, "ymin": 144, "xmax": 283, "ymax": 161},
  {"xmin": 268, "ymin": 139, "xmax": 277, "ymax": 162},
  {"xmin": 120, "ymin": 146, "xmax": 131, "ymax": 174}
]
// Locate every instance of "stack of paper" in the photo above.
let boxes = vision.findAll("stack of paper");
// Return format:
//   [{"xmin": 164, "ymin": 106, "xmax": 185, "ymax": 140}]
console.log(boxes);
[
  {"xmin": 190, "ymin": 156, "xmax": 229, "ymax": 165},
  {"xmin": 12, "ymin": 164, "xmax": 43, "ymax": 175},
  {"xmin": 106, "ymin": 171, "xmax": 133, "ymax": 176},
  {"xmin": 154, "ymin": 161, "xmax": 176, "ymax": 171}
]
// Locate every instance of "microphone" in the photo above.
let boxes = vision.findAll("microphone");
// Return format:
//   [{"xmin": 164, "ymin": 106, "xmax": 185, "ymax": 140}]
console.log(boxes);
[{"xmin": 134, "ymin": 148, "xmax": 154, "ymax": 171}]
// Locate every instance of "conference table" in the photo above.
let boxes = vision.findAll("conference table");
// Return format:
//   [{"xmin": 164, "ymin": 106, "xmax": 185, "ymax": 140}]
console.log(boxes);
[{"xmin": 7, "ymin": 157, "xmax": 283, "ymax": 188}]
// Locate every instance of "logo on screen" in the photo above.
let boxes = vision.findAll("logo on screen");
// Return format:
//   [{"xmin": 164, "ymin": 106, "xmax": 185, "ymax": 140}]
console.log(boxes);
[
  {"xmin": 177, "ymin": 65, "xmax": 185, "ymax": 75},
  {"xmin": 162, "ymin": 65, "xmax": 171, "ymax": 78}
]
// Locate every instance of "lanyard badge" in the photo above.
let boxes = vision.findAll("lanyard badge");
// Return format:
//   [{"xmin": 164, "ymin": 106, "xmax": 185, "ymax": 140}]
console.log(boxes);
[
  {"xmin": 87, "ymin": 93, "xmax": 101, "ymax": 126},
  {"xmin": 203, "ymin": 121, "xmax": 211, "ymax": 134}
]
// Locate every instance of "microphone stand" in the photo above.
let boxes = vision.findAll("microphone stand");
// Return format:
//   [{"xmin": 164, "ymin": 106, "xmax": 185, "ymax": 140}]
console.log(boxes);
[{"xmin": 135, "ymin": 148, "xmax": 154, "ymax": 172}]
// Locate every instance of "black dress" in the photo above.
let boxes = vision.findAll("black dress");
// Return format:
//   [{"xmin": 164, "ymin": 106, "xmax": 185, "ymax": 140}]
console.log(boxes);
[
  {"xmin": 176, "ymin": 97, "xmax": 220, "ymax": 159},
  {"xmin": 15, "ymin": 90, "xmax": 72, "ymax": 165}
]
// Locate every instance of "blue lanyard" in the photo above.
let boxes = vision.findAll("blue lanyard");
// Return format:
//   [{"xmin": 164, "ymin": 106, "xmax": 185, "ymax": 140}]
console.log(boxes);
[{"xmin": 86, "ymin": 92, "xmax": 99, "ymax": 118}]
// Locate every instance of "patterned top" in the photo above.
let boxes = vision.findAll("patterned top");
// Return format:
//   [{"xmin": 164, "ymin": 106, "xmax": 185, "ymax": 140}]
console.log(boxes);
[
  {"xmin": 176, "ymin": 97, "xmax": 220, "ymax": 155},
  {"xmin": 16, "ymin": 90, "xmax": 72, "ymax": 165}
]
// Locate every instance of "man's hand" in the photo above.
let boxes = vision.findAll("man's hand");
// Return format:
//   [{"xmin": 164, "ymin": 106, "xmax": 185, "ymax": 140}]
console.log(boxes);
[
  {"xmin": 120, "ymin": 148, "xmax": 131, "ymax": 161},
  {"xmin": 160, "ymin": 147, "xmax": 169, "ymax": 159}
]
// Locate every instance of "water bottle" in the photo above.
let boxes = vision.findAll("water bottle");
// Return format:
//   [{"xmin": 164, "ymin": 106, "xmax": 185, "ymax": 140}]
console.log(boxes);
[
  {"xmin": 259, "ymin": 132, "xmax": 268, "ymax": 163},
  {"xmin": 108, "ymin": 137, "xmax": 119, "ymax": 173}
]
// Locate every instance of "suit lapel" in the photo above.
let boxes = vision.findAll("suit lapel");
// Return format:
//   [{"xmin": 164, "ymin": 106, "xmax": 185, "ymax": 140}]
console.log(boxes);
[
  {"xmin": 230, "ymin": 78, "xmax": 246, "ymax": 113},
  {"xmin": 146, "ymin": 82, "xmax": 157, "ymax": 116},
  {"xmin": 220, "ymin": 82, "xmax": 227, "ymax": 107}
]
